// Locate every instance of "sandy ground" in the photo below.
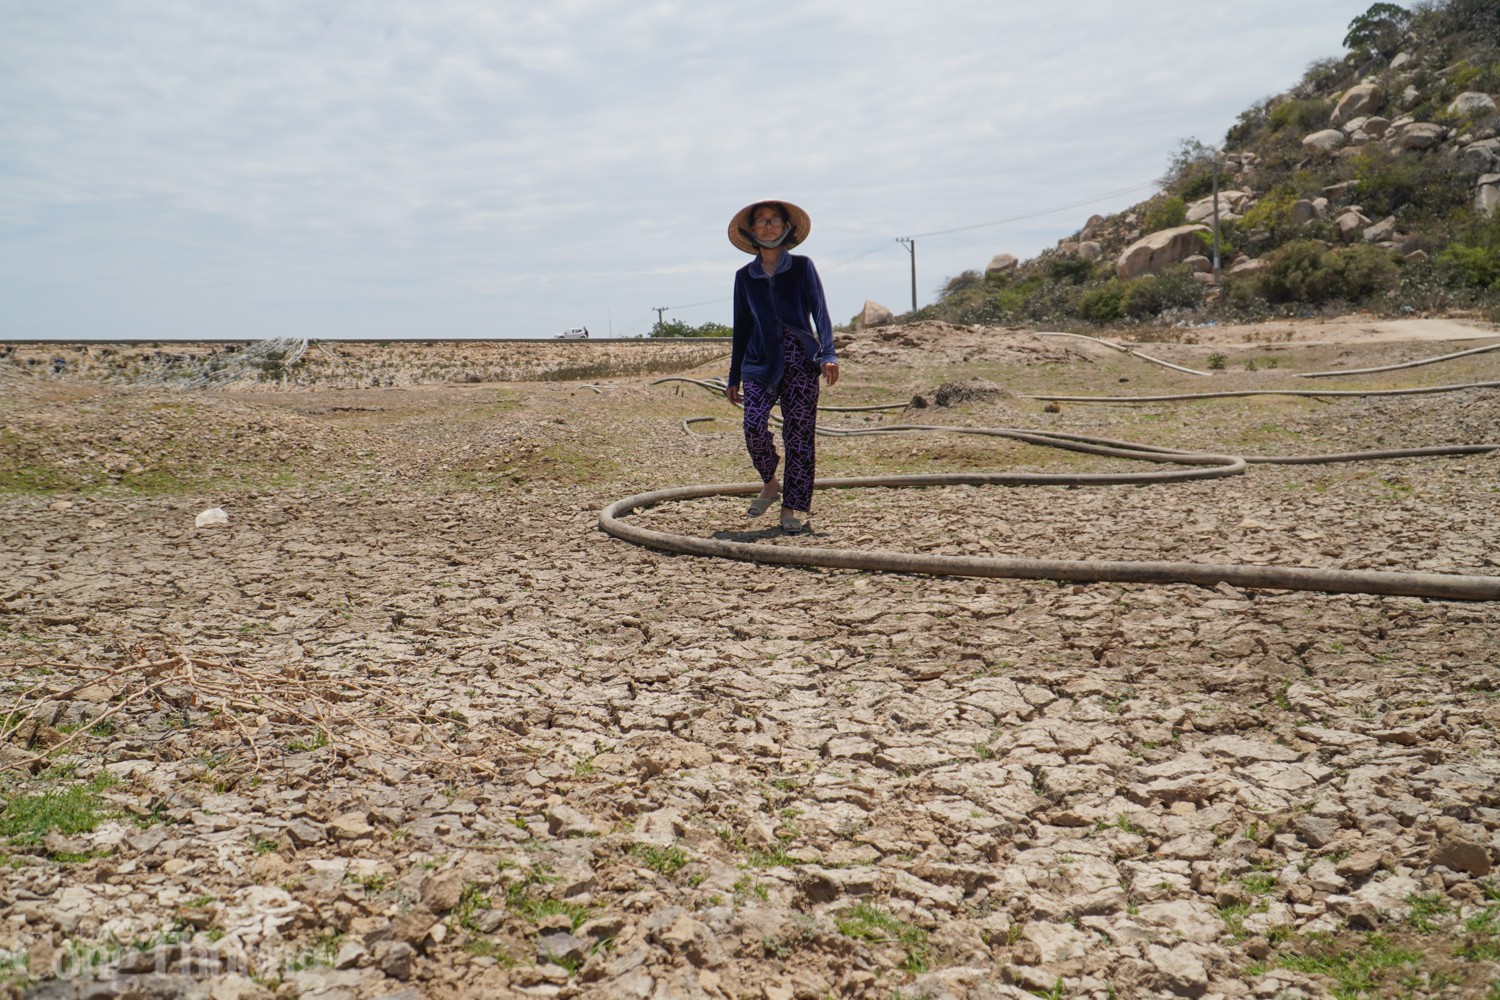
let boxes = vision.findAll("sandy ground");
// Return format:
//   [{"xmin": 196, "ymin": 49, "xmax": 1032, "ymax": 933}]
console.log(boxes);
[
  {"xmin": 2, "ymin": 320, "xmax": 1499, "ymax": 1000},
  {"xmin": 1157, "ymin": 315, "xmax": 1500, "ymax": 347}
]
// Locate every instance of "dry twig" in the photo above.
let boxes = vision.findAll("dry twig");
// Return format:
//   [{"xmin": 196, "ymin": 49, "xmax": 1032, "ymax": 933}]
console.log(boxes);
[{"xmin": 1, "ymin": 653, "xmax": 501, "ymax": 777}]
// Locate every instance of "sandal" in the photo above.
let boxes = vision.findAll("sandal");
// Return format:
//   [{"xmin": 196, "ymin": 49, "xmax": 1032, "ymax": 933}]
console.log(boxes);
[
  {"xmin": 747, "ymin": 490, "xmax": 780, "ymax": 518},
  {"xmin": 779, "ymin": 509, "xmax": 810, "ymax": 534}
]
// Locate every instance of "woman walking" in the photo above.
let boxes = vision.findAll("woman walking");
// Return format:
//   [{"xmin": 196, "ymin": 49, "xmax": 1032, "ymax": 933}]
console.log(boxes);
[{"xmin": 726, "ymin": 199, "xmax": 839, "ymax": 534}]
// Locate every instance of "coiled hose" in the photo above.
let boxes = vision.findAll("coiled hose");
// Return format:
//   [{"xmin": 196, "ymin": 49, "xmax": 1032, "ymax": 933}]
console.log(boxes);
[{"xmin": 598, "ymin": 376, "xmax": 1500, "ymax": 601}]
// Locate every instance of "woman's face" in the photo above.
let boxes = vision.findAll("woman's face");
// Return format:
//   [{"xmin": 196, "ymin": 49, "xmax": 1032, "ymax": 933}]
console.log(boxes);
[{"xmin": 750, "ymin": 207, "xmax": 786, "ymax": 244}]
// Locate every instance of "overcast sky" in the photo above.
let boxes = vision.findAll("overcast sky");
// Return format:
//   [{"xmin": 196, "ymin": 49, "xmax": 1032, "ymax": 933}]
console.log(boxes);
[{"xmin": 2, "ymin": 0, "xmax": 1376, "ymax": 341}]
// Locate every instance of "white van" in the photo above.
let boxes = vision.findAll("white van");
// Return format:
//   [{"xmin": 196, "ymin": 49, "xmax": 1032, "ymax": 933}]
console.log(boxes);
[{"xmin": 554, "ymin": 327, "xmax": 589, "ymax": 339}]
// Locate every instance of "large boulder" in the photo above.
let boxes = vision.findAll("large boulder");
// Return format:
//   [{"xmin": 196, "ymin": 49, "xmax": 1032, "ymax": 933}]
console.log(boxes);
[
  {"xmin": 1185, "ymin": 191, "xmax": 1248, "ymax": 223},
  {"xmin": 985, "ymin": 253, "xmax": 1018, "ymax": 276},
  {"xmin": 1363, "ymin": 216, "xmax": 1397, "ymax": 243},
  {"xmin": 1478, "ymin": 175, "xmax": 1500, "ymax": 217},
  {"xmin": 1400, "ymin": 123, "xmax": 1446, "ymax": 150},
  {"xmin": 1335, "ymin": 209, "xmax": 1372, "ymax": 243},
  {"xmin": 1332, "ymin": 83, "xmax": 1383, "ymax": 124},
  {"xmin": 1450, "ymin": 92, "xmax": 1497, "ymax": 117},
  {"xmin": 1115, "ymin": 225, "xmax": 1210, "ymax": 280},
  {"xmin": 1457, "ymin": 138, "xmax": 1500, "ymax": 175},
  {"xmin": 856, "ymin": 300, "xmax": 894, "ymax": 329},
  {"xmin": 1304, "ymin": 129, "xmax": 1346, "ymax": 153}
]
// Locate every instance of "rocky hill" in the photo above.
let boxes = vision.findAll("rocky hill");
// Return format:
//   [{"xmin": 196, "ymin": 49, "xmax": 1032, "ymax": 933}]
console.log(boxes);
[{"xmin": 916, "ymin": 0, "xmax": 1500, "ymax": 332}]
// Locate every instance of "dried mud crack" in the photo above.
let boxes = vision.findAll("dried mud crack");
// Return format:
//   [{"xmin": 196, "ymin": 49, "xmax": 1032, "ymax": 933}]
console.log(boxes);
[{"xmin": 2, "ymin": 322, "xmax": 1499, "ymax": 1000}]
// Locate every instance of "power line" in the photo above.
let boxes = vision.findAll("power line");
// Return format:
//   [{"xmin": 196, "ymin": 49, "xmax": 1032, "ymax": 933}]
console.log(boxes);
[
  {"xmin": 823, "ymin": 241, "xmax": 901, "ymax": 272},
  {"xmin": 664, "ymin": 295, "xmax": 727, "ymax": 310},
  {"xmin": 905, "ymin": 180, "xmax": 1159, "ymax": 239}
]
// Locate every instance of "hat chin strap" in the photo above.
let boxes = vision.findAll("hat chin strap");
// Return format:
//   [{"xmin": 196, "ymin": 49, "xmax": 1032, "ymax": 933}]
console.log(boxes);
[{"xmin": 752, "ymin": 226, "xmax": 794, "ymax": 250}]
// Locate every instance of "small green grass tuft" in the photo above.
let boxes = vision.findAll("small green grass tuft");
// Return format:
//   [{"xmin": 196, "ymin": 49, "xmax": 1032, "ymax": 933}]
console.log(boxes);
[
  {"xmin": 835, "ymin": 901, "xmax": 931, "ymax": 974},
  {"xmin": 1277, "ymin": 932, "xmax": 1424, "ymax": 999},
  {"xmin": 1240, "ymin": 872, "xmax": 1279, "ymax": 895},
  {"xmin": 284, "ymin": 731, "xmax": 329, "ymax": 753},
  {"xmin": 0, "ymin": 773, "xmax": 117, "ymax": 848},
  {"xmin": 630, "ymin": 842, "xmax": 690, "ymax": 877},
  {"xmin": 453, "ymin": 883, "xmax": 491, "ymax": 930},
  {"xmin": 505, "ymin": 869, "xmax": 596, "ymax": 930},
  {"xmin": 1405, "ymin": 891, "xmax": 1451, "ymax": 933},
  {"xmin": 732, "ymin": 875, "xmax": 770, "ymax": 903},
  {"xmin": 287, "ymin": 934, "xmax": 342, "ymax": 972}
]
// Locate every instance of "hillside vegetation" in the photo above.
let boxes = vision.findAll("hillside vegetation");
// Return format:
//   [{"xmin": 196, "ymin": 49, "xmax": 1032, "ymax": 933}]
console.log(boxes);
[{"xmin": 922, "ymin": 0, "xmax": 1500, "ymax": 331}]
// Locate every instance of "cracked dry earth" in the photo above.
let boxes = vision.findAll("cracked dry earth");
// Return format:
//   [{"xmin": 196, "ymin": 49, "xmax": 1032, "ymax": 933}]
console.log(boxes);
[{"xmin": 3, "ymin": 321, "xmax": 1500, "ymax": 1000}]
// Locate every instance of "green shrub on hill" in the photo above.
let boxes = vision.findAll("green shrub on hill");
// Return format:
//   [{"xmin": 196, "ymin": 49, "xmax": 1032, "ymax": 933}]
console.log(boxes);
[
  {"xmin": 1296, "ymin": 57, "xmax": 1354, "ymax": 99},
  {"xmin": 1196, "ymin": 221, "xmax": 1240, "ymax": 262},
  {"xmin": 1437, "ymin": 214, "xmax": 1500, "ymax": 290},
  {"xmin": 1253, "ymin": 240, "xmax": 1402, "ymax": 305},
  {"xmin": 1077, "ymin": 283, "xmax": 1126, "ymax": 324},
  {"xmin": 1419, "ymin": 0, "xmax": 1500, "ymax": 44},
  {"xmin": 1120, "ymin": 268, "xmax": 1205, "ymax": 318},
  {"xmin": 1344, "ymin": 148, "xmax": 1472, "ymax": 221},
  {"xmin": 1142, "ymin": 197, "xmax": 1188, "ymax": 235},
  {"xmin": 942, "ymin": 270, "xmax": 984, "ymax": 296},
  {"xmin": 1158, "ymin": 138, "xmax": 1223, "ymax": 201},
  {"xmin": 1045, "ymin": 256, "xmax": 1103, "ymax": 284},
  {"xmin": 1269, "ymin": 98, "xmax": 1333, "ymax": 134},
  {"xmin": 1439, "ymin": 244, "xmax": 1500, "ymax": 289}
]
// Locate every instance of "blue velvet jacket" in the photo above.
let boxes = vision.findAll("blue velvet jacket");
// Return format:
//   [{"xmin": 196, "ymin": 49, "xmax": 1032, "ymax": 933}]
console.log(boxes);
[{"xmin": 729, "ymin": 252, "xmax": 836, "ymax": 390}]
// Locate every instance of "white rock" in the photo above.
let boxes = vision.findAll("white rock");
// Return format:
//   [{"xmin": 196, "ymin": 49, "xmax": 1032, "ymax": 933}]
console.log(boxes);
[
  {"xmin": 1115, "ymin": 224, "xmax": 1210, "ymax": 280},
  {"xmin": 1450, "ymin": 92, "xmax": 1497, "ymax": 117},
  {"xmin": 1145, "ymin": 942, "xmax": 1209, "ymax": 994},
  {"xmin": 1135, "ymin": 900, "xmax": 1221, "ymax": 943},
  {"xmin": 195, "ymin": 508, "xmax": 229, "ymax": 528},
  {"xmin": 1331, "ymin": 83, "xmax": 1382, "ymax": 124},
  {"xmin": 1303, "ymin": 129, "xmax": 1346, "ymax": 153},
  {"xmin": 1364, "ymin": 216, "xmax": 1398, "ymax": 242},
  {"xmin": 856, "ymin": 300, "xmax": 894, "ymax": 329},
  {"xmin": 1480, "ymin": 181, "xmax": 1500, "ymax": 217},
  {"xmin": 985, "ymin": 253, "xmax": 1019, "ymax": 276},
  {"xmin": 1186, "ymin": 192, "xmax": 1246, "ymax": 224},
  {"xmin": 1400, "ymin": 123, "xmax": 1445, "ymax": 150},
  {"xmin": 1350, "ymin": 873, "xmax": 1422, "ymax": 916}
]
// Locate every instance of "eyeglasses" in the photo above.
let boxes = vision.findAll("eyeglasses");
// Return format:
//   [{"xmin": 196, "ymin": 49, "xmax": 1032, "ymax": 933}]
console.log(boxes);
[{"xmin": 751, "ymin": 217, "xmax": 786, "ymax": 229}]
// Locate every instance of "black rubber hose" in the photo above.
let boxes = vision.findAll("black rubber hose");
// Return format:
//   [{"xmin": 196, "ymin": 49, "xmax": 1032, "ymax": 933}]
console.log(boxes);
[
  {"xmin": 1024, "ymin": 381, "xmax": 1500, "ymax": 403},
  {"xmin": 599, "ymin": 481, "xmax": 1500, "ymax": 601},
  {"xmin": 616, "ymin": 379, "xmax": 1500, "ymax": 599}
]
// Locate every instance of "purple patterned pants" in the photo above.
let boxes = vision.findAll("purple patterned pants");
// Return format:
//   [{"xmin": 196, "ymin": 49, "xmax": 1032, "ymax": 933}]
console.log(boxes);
[{"xmin": 742, "ymin": 326, "xmax": 821, "ymax": 513}]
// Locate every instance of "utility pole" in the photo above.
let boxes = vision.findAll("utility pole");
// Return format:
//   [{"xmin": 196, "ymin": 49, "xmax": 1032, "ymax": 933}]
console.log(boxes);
[
  {"xmin": 652, "ymin": 306, "xmax": 667, "ymax": 332},
  {"xmin": 896, "ymin": 238, "xmax": 916, "ymax": 313}
]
